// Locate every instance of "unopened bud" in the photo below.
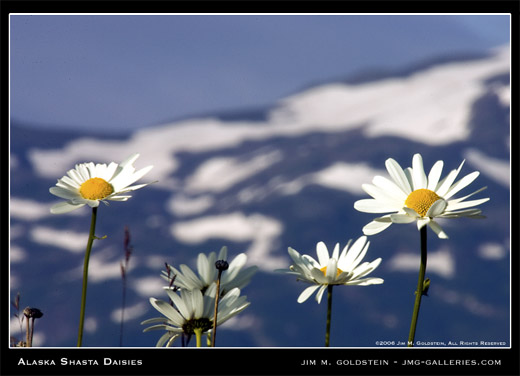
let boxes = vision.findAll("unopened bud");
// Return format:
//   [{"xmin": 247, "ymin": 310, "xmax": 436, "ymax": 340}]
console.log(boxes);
[{"xmin": 215, "ymin": 260, "xmax": 229, "ymax": 271}]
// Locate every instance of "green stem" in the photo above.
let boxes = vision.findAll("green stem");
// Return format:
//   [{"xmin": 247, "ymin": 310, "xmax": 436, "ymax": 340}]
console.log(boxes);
[
  {"xmin": 77, "ymin": 206, "xmax": 98, "ymax": 347},
  {"xmin": 194, "ymin": 328, "xmax": 203, "ymax": 348},
  {"xmin": 325, "ymin": 285, "xmax": 333, "ymax": 347},
  {"xmin": 407, "ymin": 226, "xmax": 428, "ymax": 347}
]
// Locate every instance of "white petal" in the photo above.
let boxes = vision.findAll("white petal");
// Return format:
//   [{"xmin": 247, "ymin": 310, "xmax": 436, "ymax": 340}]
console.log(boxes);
[
  {"xmin": 435, "ymin": 159, "xmax": 465, "ymax": 197},
  {"xmin": 315, "ymin": 285, "xmax": 328, "ymax": 304},
  {"xmin": 111, "ymin": 165, "xmax": 153, "ymax": 192},
  {"xmin": 331, "ymin": 243, "xmax": 340, "ymax": 261},
  {"xmin": 346, "ymin": 277, "xmax": 384, "ymax": 286},
  {"xmin": 171, "ymin": 290, "xmax": 192, "ymax": 320},
  {"xmin": 427, "ymin": 160, "xmax": 444, "ymax": 191},
  {"xmin": 351, "ymin": 258, "xmax": 382, "ymax": 280},
  {"xmin": 78, "ymin": 163, "xmax": 91, "ymax": 181},
  {"xmin": 385, "ymin": 158, "xmax": 412, "ymax": 194},
  {"xmin": 191, "ymin": 289, "xmax": 203, "ymax": 318},
  {"xmin": 446, "ymin": 197, "xmax": 490, "ymax": 211},
  {"xmin": 49, "ymin": 186, "xmax": 80, "ymax": 200},
  {"xmin": 390, "ymin": 213, "xmax": 416, "ymax": 223},
  {"xmin": 101, "ymin": 162, "xmax": 119, "ymax": 182},
  {"xmin": 288, "ymin": 247, "xmax": 303, "ymax": 264},
  {"xmin": 222, "ymin": 253, "xmax": 247, "ymax": 284},
  {"xmin": 179, "ymin": 264, "xmax": 204, "ymax": 290},
  {"xmin": 325, "ymin": 258, "xmax": 338, "ymax": 281},
  {"xmin": 106, "ymin": 195, "xmax": 131, "ymax": 201},
  {"xmin": 372, "ymin": 176, "xmax": 408, "ymax": 201},
  {"xmin": 362, "ymin": 218, "xmax": 393, "ymax": 235},
  {"xmin": 416, "ymin": 218, "xmax": 430, "ymax": 230},
  {"xmin": 339, "ymin": 236, "xmax": 366, "ymax": 271},
  {"xmin": 218, "ymin": 246, "xmax": 228, "ymax": 260},
  {"xmin": 316, "ymin": 242, "xmax": 330, "ymax": 267},
  {"xmin": 439, "ymin": 208, "xmax": 483, "ymax": 218},
  {"xmin": 428, "ymin": 220, "xmax": 448, "ymax": 239},
  {"xmin": 412, "ymin": 154, "xmax": 428, "ymax": 190},
  {"xmin": 297, "ymin": 285, "xmax": 320, "ymax": 303},
  {"xmin": 354, "ymin": 199, "xmax": 401, "ymax": 213},
  {"xmin": 67, "ymin": 168, "xmax": 86, "ymax": 185},
  {"xmin": 157, "ymin": 332, "xmax": 175, "ymax": 347},
  {"xmin": 197, "ymin": 253, "xmax": 212, "ymax": 286},
  {"xmin": 404, "ymin": 167, "xmax": 414, "ymax": 190},
  {"xmin": 50, "ymin": 201, "xmax": 85, "ymax": 214},
  {"xmin": 310, "ymin": 267, "xmax": 327, "ymax": 284},
  {"xmin": 426, "ymin": 199, "xmax": 447, "ymax": 217},
  {"xmin": 443, "ymin": 171, "xmax": 480, "ymax": 200},
  {"xmin": 149, "ymin": 297, "xmax": 185, "ymax": 326},
  {"xmin": 58, "ymin": 175, "xmax": 81, "ymax": 188},
  {"xmin": 361, "ymin": 183, "xmax": 402, "ymax": 204},
  {"xmin": 402, "ymin": 207, "xmax": 420, "ymax": 217},
  {"xmin": 119, "ymin": 153, "xmax": 140, "ymax": 168}
]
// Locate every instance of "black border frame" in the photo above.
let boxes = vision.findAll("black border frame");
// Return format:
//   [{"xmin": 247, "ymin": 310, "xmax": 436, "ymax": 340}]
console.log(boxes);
[{"xmin": 3, "ymin": 2, "xmax": 518, "ymax": 375}]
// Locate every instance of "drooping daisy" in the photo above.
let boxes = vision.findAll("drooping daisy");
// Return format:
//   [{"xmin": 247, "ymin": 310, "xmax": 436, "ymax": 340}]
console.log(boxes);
[
  {"xmin": 279, "ymin": 236, "xmax": 383, "ymax": 304},
  {"xmin": 354, "ymin": 153, "xmax": 489, "ymax": 239},
  {"xmin": 162, "ymin": 246, "xmax": 258, "ymax": 296},
  {"xmin": 49, "ymin": 153, "xmax": 154, "ymax": 214},
  {"xmin": 141, "ymin": 286, "xmax": 250, "ymax": 347}
]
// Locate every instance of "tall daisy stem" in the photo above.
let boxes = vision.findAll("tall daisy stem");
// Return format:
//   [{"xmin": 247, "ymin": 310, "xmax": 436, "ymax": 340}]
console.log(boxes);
[
  {"xmin": 407, "ymin": 226, "xmax": 428, "ymax": 347},
  {"xmin": 77, "ymin": 207, "xmax": 98, "ymax": 347},
  {"xmin": 211, "ymin": 271, "xmax": 222, "ymax": 347},
  {"xmin": 325, "ymin": 285, "xmax": 333, "ymax": 347}
]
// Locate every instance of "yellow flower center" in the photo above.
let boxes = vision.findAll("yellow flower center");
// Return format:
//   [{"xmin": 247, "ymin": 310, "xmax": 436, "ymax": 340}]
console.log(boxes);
[
  {"xmin": 79, "ymin": 177, "xmax": 114, "ymax": 200},
  {"xmin": 320, "ymin": 266, "xmax": 343, "ymax": 277},
  {"xmin": 405, "ymin": 188, "xmax": 441, "ymax": 217}
]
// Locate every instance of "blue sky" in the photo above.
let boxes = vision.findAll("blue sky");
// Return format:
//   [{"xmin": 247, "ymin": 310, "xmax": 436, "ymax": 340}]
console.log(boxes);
[{"xmin": 9, "ymin": 14, "xmax": 510, "ymax": 133}]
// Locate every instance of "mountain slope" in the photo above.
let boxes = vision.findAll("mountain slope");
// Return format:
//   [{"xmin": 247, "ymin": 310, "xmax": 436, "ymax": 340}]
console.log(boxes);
[{"xmin": 9, "ymin": 46, "xmax": 510, "ymax": 348}]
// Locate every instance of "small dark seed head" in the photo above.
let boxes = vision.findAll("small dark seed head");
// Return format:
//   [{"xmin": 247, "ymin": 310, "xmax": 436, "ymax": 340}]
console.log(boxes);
[
  {"xmin": 215, "ymin": 260, "xmax": 229, "ymax": 271},
  {"xmin": 23, "ymin": 307, "xmax": 43, "ymax": 319}
]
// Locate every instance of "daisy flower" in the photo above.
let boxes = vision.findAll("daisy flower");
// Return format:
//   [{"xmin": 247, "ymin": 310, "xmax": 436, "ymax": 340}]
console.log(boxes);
[
  {"xmin": 354, "ymin": 153, "xmax": 489, "ymax": 239},
  {"xmin": 49, "ymin": 153, "xmax": 154, "ymax": 214},
  {"xmin": 279, "ymin": 236, "xmax": 383, "ymax": 304},
  {"xmin": 141, "ymin": 286, "xmax": 250, "ymax": 347},
  {"xmin": 162, "ymin": 246, "xmax": 258, "ymax": 296}
]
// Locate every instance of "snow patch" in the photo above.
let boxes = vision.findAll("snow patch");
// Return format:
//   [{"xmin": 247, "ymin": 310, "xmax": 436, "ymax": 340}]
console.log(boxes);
[
  {"xmin": 465, "ymin": 148, "xmax": 510, "ymax": 188},
  {"xmin": 131, "ymin": 276, "xmax": 165, "ymax": 298},
  {"xmin": 478, "ymin": 242, "xmax": 508, "ymax": 260},
  {"xmin": 10, "ymin": 245, "xmax": 27, "ymax": 263},
  {"xmin": 27, "ymin": 47, "xmax": 509, "ymax": 186},
  {"xmin": 387, "ymin": 247, "xmax": 455, "ymax": 279},
  {"xmin": 30, "ymin": 226, "xmax": 88, "ymax": 253},
  {"xmin": 167, "ymin": 194, "xmax": 215, "ymax": 216},
  {"xmin": 110, "ymin": 302, "xmax": 148, "ymax": 323}
]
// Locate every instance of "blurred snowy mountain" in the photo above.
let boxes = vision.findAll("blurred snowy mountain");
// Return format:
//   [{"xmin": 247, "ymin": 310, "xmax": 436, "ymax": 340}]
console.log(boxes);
[{"xmin": 9, "ymin": 45, "xmax": 510, "ymax": 348}]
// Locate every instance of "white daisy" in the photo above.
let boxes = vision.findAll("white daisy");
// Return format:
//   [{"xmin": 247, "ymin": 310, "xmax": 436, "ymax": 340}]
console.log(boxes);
[
  {"xmin": 49, "ymin": 153, "xmax": 154, "ymax": 214},
  {"xmin": 141, "ymin": 286, "xmax": 250, "ymax": 347},
  {"xmin": 162, "ymin": 246, "xmax": 258, "ymax": 296},
  {"xmin": 278, "ymin": 236, "xmax": 383, "ymax": 304},
  {"xmin": 354, "ymin": 153, "xmax": 489, "ymax": 239}
]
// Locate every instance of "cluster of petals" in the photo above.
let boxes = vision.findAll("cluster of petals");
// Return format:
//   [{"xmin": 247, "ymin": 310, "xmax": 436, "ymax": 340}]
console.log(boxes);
[
  {"xmin": 49, "ymin": 153, "xmax": 153, "ymax": 214},
  {"xmin": 141, "ymin": 287, "xmax": 249, "ymax": 347},
  {"xmin": 162, "ymin": 246, "xmax": 258, "ymax": 297},
  {"xmin": 354, "ymin": 153, "xmax": 489, "ymax": 239},
  {"xmin": 278, "ymin": 236, "xmax": 383, "ymax": 304}
]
